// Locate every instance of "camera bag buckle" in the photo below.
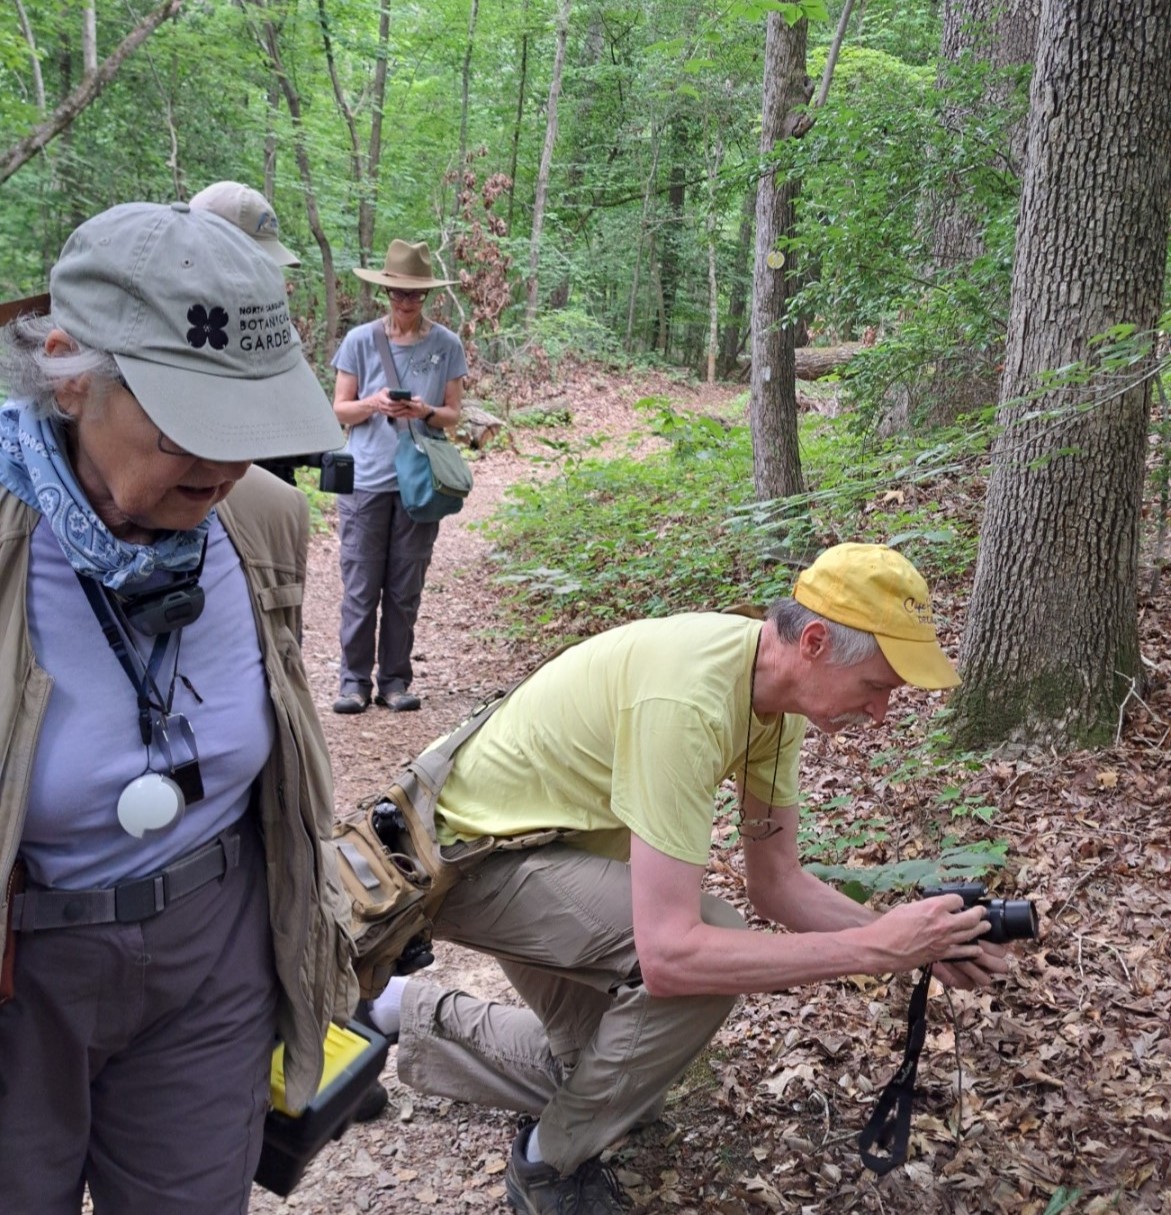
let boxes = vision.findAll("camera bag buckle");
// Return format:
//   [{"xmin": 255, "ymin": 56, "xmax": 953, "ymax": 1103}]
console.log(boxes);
[{"xmin": 857, "ymin": 964, "xmax": 933, "ymax": 1175}]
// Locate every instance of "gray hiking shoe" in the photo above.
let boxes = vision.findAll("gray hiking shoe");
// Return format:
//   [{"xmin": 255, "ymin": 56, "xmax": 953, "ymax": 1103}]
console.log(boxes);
[{"xmin": 504, "ymin": 1124, "xmax": 627, "ymax": 1214}]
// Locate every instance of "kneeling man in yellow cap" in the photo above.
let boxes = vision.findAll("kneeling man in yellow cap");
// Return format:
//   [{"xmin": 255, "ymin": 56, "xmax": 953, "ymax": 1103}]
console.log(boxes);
[{"xmin": 364, "ymin": 544, "xmax": 1005, "ymax": 1215}]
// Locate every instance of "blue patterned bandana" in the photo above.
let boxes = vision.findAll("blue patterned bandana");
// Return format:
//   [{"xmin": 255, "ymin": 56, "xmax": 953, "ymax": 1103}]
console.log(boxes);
[{"xmin": 0, "ymin": 399, "xmax": 209, "ymax": 590}]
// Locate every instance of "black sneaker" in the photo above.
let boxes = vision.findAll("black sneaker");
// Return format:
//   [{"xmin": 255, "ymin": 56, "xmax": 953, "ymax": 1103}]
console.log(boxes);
[
  {"xmin": 504, "ymin": 1124, "xmax": 627, "ymax": 1214},
  {"xmin": 351, "ymin": 1082, "xmax": 389, "ymax": 1123},
  {"xmin": 333, "ymin": 692, "xmax": 370, "ymax": 715}
]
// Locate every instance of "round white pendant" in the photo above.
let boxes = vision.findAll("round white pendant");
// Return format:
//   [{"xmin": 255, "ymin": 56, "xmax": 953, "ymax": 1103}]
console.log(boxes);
[{"xmin": 117, "ymin": 772, "xmax": 186, "ymax": 839}]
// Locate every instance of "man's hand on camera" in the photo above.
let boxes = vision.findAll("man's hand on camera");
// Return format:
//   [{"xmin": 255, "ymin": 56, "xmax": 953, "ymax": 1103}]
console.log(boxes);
[{"xmin": 865, "ymin": 895, "xmax": 991, "ymax": 975}]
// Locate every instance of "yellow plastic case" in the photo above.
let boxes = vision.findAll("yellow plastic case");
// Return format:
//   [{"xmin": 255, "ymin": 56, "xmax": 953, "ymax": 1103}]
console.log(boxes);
[{"xmin": 254, "ymin": 1019, "xmax": 390, "ymax": 1196}]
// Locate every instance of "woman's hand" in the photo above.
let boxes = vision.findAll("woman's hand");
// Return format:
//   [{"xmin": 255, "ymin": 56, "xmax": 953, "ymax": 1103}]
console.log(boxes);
[{"xmin": 384, "ymin": 393, "xmax": 432, "ymax": 422}]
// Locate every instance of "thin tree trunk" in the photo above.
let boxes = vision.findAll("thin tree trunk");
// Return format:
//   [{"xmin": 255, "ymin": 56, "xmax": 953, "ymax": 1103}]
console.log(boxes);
[
  {"xmin": 82, "ymin": 5, "xmax": 98, "ymax": 79},
  {"xmin": 459, "ymin": 0, "xmax": 480, "ymax": 170},
  {"xmin": 316, "ymin": 0, "xmax": 390, "ymax": 314},
  {"xmin": 263, "ymin": 78, "xmax": 279, "ymax": 201},
  {"xmin": 524, "ymin": 0, "xmax": 572, "ymax": 330},
  {"xmin": 625, "ymin": 125, "xmax": 661, "ymax": 351},
  {"xmin": 14, "ymin": 0, "xmax": 46, "ymax": 113},
  {"xmin": 749, "ymin": 13, "xmax": 813, "ymax": 500},
  {"xmin": 720, "ymin": 187, "xmax": 755, "ymax": 377},
  {"xmin": 254, "ymin": 12, "xmax": 339, "ymax": 350},
  {"xmin": 704, "ymin": 119, "xmax": 726, "ymax": 384},
  {"xmin": 361, "ymin": 0, "xmax": 392, "ymax": 303},
  {"xmin": 506, "ymin": 3, "xmax": 530, "ymax": 236},
  {"xmin": 0, "ymin": 0, "xmax": 184, "ymax": 186},
  {"xmin": 954, "ymin": 0, "xmax": 1171, "ymax": 749}
]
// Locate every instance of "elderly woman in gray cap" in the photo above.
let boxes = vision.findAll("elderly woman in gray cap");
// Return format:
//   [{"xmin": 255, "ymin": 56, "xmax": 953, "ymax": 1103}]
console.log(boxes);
[
  {"xmin": 330, "ymin": 238, "xmax": 467, "ymax": 715},
  {"xmin": 0, "ymin": 201, "xmax": 356, "ymax": 1214}
]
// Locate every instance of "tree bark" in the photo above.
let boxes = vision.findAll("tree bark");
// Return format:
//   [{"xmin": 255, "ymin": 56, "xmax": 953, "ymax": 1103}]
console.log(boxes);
[
  {"xmin": 719, "ymin": 187, "xmax": 756, "ymax": 378},
  {"xmin": 749, "ymin": 13, "xmax": 812, "ymax": 500},
  {"xmin": 506, "ymin": 0, "xmax": 530, "ymax": 237},
  {"xmin": 953, "ymin": 0, "xmax": 1171, "ymax": 749},
  {"xmin": 458, "ymin": 0, "xmax": 480, "ymax": 171},
  {"xmin": 0, "ymin": 0, "xmax": 184, "ymax": 187},
  {"xmin": 525, "ymin": 0, "xmax": 572, "ymax": 330},
  {"xmin": 82, "ymin": 4, "xmax": 98, "ymax": 79}
]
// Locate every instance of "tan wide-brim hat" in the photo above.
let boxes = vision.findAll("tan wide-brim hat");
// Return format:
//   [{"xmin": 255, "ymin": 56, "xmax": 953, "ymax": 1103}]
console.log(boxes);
[{"xmin": 353, "ymin": 239, "xmax": 455, "ymax": 290}]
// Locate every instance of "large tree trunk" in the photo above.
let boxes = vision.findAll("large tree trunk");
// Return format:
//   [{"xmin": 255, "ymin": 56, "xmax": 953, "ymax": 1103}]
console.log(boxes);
[
  {"xmin": 749, "ymin": 13, "xmax": 812, "ymax": 500},
  {"xmin": 524, "ymin": 0, "xmax": 572, "ymax": 330},
  {"xmin": 953, "ymin": 0, "xmax": 1171, "ymax": 750}
]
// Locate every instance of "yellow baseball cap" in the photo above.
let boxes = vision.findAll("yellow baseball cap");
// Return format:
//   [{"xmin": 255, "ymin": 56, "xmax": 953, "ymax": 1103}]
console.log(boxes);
[{"xmin": 793, "ymin": 543, "xmax": 960, "ymax": 690}]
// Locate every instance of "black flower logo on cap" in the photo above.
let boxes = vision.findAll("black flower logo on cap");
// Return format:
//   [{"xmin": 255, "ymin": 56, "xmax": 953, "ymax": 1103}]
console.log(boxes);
[{"xmin": 186, "ymin": 304, "xmax": 229, "ymax": 350}]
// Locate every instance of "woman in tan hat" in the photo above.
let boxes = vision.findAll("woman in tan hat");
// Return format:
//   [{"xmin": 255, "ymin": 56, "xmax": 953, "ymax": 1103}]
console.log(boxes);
[{"xmin": 330, "ymin": 239, "xmax": 467, "ymax": 715}]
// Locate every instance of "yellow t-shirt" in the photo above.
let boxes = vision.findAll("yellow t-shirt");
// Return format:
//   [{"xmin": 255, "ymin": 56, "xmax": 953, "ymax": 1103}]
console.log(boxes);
[{"xmin": 435, "ymin": 613, "xmax": 806, "ymax": 864}]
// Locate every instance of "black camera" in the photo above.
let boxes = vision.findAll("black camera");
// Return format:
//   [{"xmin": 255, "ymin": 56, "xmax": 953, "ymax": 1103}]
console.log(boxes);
[
  {"xmin": 256, "ymin": 449, "xmax": 354, "ymax": 494},
  {"xmin": 921, "ymin": 880, "xmax": 1038, "ymax": 943}
]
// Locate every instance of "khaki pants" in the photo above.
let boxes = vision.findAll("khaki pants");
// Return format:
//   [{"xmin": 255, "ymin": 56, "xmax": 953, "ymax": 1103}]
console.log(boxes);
[{"xmin": 398, "ymin": 843, "xmax": 741, "ymax": 1173}]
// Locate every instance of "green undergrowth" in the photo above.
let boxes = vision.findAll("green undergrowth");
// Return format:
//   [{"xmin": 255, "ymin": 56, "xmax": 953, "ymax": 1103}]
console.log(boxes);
[{"xmin": 483, "ymin": 394, "xmax": 988, "ymax": 638}]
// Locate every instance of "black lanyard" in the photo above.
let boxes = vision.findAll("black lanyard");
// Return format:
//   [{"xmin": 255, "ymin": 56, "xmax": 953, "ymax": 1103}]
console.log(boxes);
[
  {"xmin": 857, "ymin": 963, "xmax": 934, "ymax": 1174},
  {"xmin": 76, "ymin": 575, "xmax": 181, "ymax": 747}
]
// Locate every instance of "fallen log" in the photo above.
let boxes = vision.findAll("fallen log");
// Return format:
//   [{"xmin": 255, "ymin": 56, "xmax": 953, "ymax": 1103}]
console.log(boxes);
[
  {"xmin": 737, "ymin": 342, "xmax": 864, "ymax": 383},
  {"xmin": 456, "ymin": 401, "xmax": 505, "ymax": 450}
]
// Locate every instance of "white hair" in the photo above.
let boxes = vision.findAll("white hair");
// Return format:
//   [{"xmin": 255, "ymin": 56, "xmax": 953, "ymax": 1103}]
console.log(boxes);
[
  {"xmin": 767, "ymin": 598, "xmax": 880, "ymax": 667},
  {"xmin": 0, "ymin": 313, "xmax": 120, "ymax": 419}
]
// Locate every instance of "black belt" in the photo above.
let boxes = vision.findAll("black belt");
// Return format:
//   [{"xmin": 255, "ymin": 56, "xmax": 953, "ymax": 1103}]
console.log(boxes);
[{"xmin": 12, "ymin": 829, "xmax": 242, "ymax": 931}]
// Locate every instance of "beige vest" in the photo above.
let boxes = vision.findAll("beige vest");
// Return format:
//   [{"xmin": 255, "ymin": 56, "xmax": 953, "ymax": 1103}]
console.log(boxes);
[{"xmin": 0, "ymin": 468, "xmax": 356, "ymax": 1111}]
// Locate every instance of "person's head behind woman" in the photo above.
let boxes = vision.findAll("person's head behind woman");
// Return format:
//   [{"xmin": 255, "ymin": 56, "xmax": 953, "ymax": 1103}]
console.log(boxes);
[{"xmin": 0, "ymin": 200, "xmax": 341, "ymax": 547}]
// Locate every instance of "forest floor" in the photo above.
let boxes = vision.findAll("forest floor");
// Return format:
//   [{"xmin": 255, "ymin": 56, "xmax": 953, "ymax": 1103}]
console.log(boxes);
[{"xmin": 251, "ymin": 360, "xmax": 1171, "ymax": 1215}]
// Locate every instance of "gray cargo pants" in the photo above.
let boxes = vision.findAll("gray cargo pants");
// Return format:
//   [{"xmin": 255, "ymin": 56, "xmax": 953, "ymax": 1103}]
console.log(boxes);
[
  {"xmin": 337, "ymin": 488, "xmax": 438, "ymax": 699},
  {"xmin": 0, "ymin": 818, "xmax": 277, "ymax": 1214},
  {"xmin": 397, "ymin": 843, "xmax": 741, "ymax": 1174}
]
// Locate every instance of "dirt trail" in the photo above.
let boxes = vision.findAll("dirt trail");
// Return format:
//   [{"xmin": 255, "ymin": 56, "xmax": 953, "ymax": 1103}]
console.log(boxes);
[{"xmin": 253, "ymin": 369, "xmax": 742, "ymax": 1215}]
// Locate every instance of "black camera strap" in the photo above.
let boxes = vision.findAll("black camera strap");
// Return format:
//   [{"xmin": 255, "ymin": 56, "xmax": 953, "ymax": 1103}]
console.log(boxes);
[
  {"xmin": 857, "ymin": 963, "xmax": 934, "ymax": 1175},
  {"xmin": 77, "ymin": 575, "xmax": 180, "ymax": 747}
]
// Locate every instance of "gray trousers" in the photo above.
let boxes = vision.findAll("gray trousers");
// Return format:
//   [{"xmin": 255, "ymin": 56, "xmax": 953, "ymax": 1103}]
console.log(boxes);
[
  {"xmin": 336, "ymin": 488, "xmax": 438, "ymax": 698},
  {"xmin": 398, "ymin": 844, "xmax": 741, "ymax": 1174},
  {"xmin": 0, "ymin": 819, "xmax": 277, "ymax": 1214}
]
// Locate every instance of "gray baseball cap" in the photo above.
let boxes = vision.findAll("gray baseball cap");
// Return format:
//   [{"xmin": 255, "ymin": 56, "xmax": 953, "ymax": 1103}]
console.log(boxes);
[
  {"xmin": 189, "ymin": 180, "xmax": 302, "ymax": 267},
  {"xmin": 49, "ymin": 201, "xmax": 342, "ymax": 462}
]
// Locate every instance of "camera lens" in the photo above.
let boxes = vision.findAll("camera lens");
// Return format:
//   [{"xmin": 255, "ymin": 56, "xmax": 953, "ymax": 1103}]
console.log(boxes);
[{"xmin": 983, "ymin": 897, "xmax": 1039, "ymax": 943}]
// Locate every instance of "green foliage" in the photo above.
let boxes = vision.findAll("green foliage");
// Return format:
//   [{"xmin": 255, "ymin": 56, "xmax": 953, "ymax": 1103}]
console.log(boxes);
[
  {"xmin": 486, "ymin": 398, "xmax": 991, "ymax": 639},
  {"xmin": 802, "ymin": 840, "xmax": 1008, "ymax": 903}
]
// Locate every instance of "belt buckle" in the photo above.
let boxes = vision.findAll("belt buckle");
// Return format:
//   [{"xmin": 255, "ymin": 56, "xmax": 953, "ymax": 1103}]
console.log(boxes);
[{"xmin": 115, "ymin": 874, "xmax": 166, "ymax": 923}]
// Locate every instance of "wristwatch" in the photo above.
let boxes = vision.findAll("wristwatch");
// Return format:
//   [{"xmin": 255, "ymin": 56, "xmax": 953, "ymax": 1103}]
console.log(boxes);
[{"xmin": 423, "ymin": 407, "xmax": 437, "ymax": 424}]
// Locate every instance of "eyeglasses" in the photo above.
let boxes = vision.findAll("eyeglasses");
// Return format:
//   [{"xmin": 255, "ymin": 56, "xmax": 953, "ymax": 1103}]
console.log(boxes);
[
  {"xmin": 114, "ymin": 374, "xmax": 193, "ymax": 458},
  {"xmin": 388, "ymin": 289, "xmax": 428, "ymax": 302}
]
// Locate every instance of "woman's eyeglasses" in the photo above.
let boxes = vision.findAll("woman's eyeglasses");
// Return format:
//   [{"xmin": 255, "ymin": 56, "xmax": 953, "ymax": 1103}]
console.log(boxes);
[
  {"xmin": 388, "ymin": 289, "xmax": 428, "ymax": 302},
  {"xmin": 113, "ymin": 374, "xmax": 193, "ymax": 458}
]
